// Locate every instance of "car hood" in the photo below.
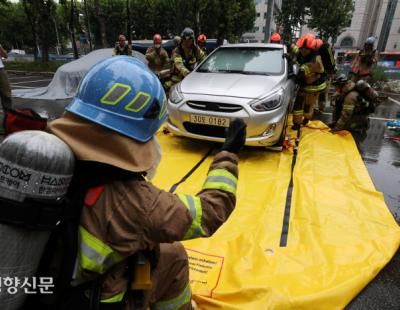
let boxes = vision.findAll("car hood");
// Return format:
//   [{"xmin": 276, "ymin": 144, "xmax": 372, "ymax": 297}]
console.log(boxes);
[{"xmin": 180, "ymin": 72, "xmax": 284, "ymax": 99}]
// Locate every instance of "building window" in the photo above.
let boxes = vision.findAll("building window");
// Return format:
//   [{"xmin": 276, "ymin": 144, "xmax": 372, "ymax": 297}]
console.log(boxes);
[
  {"xmin": 257, "ymin": 13, "xmax": 260, "ymax": 17},
  {"xmin": 264, "ymin": 12, "xmax": 267, "ymax": 19},
  {"xmin": 340, "ymin": 36, "xmax": 354, "ymax": 47},
  {"xmin": 253, "ymin": 27, "xmax": 260, "ymax": 33}
]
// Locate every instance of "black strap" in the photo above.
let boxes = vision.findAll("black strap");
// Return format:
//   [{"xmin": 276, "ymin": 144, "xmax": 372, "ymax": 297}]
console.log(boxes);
[
  {"xmin": 0, "ymin": 197, "xmax": 67, "ymax": 230},
  {"xmin": 169, "ymin": 145, "xmax": 215, "ymax": 193},
  {"xmin": 280, "ymin": 128, "xmax": 301, "ymax": 247}
]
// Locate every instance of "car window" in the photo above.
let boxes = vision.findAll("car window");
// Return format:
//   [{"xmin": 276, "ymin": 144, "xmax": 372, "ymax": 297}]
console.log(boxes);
[{"xmin": 197, "ymin": 47, "xmax": 284, "ymax": 75}]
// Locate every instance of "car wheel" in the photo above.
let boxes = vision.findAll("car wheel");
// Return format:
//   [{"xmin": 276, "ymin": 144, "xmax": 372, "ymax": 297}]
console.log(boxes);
[{"xmin": 272, "ymin": 106, "xmax": 290, "ymax": 151}]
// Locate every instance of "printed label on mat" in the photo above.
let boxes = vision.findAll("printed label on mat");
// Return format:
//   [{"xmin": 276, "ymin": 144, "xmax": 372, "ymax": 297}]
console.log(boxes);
[{"xmin": 185, "ymin": 248, "xmax": 224, "ymax": 297}]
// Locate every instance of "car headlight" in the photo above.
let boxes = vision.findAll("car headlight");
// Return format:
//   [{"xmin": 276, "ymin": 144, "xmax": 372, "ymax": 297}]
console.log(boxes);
[
  {"xmin": 250, "ymin": 90, "xmax": 283, "ymax": 112},
  {"xmin": 169, "ymin": 84, "xmax": 184, "ymax": 104}
]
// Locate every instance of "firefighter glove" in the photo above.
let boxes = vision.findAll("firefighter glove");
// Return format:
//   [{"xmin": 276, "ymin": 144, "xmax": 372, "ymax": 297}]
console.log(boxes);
[{"xmin": 221, "ymin": 118, "xmax": 247, "ymax": 154}]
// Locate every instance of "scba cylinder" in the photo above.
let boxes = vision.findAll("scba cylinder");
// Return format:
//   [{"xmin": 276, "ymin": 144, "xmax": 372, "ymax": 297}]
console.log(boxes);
[{"xmin": 0, "ymin": 131, "xmax": 75, "ymax": 309}]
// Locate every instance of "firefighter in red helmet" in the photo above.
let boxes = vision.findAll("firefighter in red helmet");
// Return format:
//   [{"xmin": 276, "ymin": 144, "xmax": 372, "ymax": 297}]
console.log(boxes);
[
  {"xmin": 197, "ymin": 34, "xmax": 207, "ymax": 54},
  {"xmin": 292, "ymin": 33, "xmax": 327, "ymax": 130},
  {"xmin": 270, "ymin": 33, "xmax": 281, "ymax": 44},
  {"xmin": 146, "ymin": 34, "xmax": 170, "ymax": 75}
]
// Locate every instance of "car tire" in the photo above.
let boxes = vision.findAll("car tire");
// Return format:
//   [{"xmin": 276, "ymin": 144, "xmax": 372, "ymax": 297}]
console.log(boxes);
[{"xmin": 274, "ymin": 105, "xmax": 290, "ymax": 149}]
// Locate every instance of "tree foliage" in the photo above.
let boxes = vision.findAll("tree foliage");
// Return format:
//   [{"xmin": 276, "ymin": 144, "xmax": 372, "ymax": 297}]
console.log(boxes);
[
  {"xmin": 307, "ymin": 0, "xmax": 354, "ymax": 43},
  {"xmin": 0, "ymin": 0, "xmax": 255, "ymax": 58},
  {"xmin": 276, "ymin": 0, "xmax": 310, "ymax": 43},
  {"xmin": 277, "ymin": 0, "xmax": 355, "ymax": 44}
]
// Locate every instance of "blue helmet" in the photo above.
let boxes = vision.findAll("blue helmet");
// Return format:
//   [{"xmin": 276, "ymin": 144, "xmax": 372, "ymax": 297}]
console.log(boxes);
[
  {"xmin": 66, "ymin": 56, "xmax": 167, "ymax": 142},
  {"xmin": 366, "ymin": 36, "xmax": 376, "ymax": 46}
]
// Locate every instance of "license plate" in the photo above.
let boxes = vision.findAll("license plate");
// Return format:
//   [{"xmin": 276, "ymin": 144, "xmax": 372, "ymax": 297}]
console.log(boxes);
[{"xmin": 190, "ymin": 114, "xmax": 230, "ymax": 127}]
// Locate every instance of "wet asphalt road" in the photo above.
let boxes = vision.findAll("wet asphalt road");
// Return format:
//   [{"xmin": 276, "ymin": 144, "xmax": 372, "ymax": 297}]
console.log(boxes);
[
  {"xmin": 4, "ymin": 75, "xmax": 400, "ymax": 309},
  {"xmin": 8, "ymin": 72, "xmax": 53, "ymax": 90}
]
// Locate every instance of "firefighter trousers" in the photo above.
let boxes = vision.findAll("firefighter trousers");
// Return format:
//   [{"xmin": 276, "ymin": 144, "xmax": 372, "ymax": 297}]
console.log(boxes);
[
  {"xmin": 293, "ymin": 90, "xmax": 321, "ymax": 126},
  {"xmin": 0, "ymin": 68, "xmax": 12, "ymax": 110},
  {"xmin": 60, "ymin": 242, "xmax": 191, "ymax": 310}
]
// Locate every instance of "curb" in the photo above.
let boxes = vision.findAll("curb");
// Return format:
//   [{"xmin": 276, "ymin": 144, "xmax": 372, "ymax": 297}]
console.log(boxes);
[{"xmin": 6, "ymin": 70, "xmax": 54, "ymax": 77}]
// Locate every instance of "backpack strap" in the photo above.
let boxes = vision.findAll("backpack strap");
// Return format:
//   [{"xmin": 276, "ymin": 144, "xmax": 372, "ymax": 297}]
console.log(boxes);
[{"xmin": 0, "ymin": 196, "xmax": 67, "ymax": 230}]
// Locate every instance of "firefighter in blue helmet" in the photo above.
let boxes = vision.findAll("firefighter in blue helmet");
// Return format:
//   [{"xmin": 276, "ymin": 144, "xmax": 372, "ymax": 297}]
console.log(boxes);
[
  {"xmin": 47, "ymin": 56, "xmax": 246, "ymax": 309},
  {"xmin": 349, "ymin": 36, "xmax": 378, "ymax": 83}
]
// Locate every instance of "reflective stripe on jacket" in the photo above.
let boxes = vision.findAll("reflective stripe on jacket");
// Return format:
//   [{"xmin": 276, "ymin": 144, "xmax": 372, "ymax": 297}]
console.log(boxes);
[
  {"xmin": 145, "ymin": 47, "xmax": 170, "ymax": 73},
  {"xmin": 333, "ymin": 82, "xmax": 369, "ymax": 131},
  {"xmin": 73, "ymin": 150, "xmax": 238, "ymax": 303},
  {"xmin": 153, "ymin": 282, "xmax": 192, "ymax": 310},
  {"xmin": 350, "ymin": 50, "xmax": 377, "ymax": 76},
  {"xmin": 171, "ymin": 45, "xmax": 206, "ymax": 80},
  {"xmin": 299, "ymin": 54, "xmax": 326, "ymax": 93}
]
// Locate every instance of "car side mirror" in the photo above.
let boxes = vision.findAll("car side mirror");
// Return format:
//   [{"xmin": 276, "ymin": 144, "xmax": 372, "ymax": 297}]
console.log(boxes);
[{"xmin": 282, "ymin": 53, "xmax": 291, "ymax": 61}]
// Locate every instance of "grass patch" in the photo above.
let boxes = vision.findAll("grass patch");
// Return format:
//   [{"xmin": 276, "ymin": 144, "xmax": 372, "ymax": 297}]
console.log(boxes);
[{"xmin": 4, "ymin": 61, "xmax": 63, "ymax": 73}]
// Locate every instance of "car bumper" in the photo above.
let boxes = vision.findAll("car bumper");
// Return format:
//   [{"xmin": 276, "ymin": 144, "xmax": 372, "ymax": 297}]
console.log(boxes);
[{"xmin": 167, "ymin": 94, "xmax": 288, "ymax": 147}]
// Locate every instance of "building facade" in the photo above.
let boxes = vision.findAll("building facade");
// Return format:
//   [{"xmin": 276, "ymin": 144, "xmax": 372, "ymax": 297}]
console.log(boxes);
[
  {"xmin": 241, "ymin": 0, "xmax": 282, "ymax": 43},
  {"xmin": 334, "ymin": 0, "xmax": 400, "ymax": 53}
]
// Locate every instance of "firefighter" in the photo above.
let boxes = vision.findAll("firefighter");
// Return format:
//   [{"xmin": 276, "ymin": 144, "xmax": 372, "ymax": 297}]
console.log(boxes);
[
  {"xmin": 0, "ymin": 43, "xmax": 12, "ymax": 120},
  {"xmin": 197, "ymin": 34, "xmax": 207, "ymax": 53},
  {"xmin": 329, "ymin": 74, "xmax": 378, "ymax": 135},
  {"xmin": 349, "ymin": 36, "xmax": 378, "ymax": 83},
  {"xmin": 146, "ymin": 34, "xmax": 170, "ymax": 75},
  {"xmin": 164, "ymin": 28, "xmax": 206, "ymax": 93},
  {"xmin": 270, "ymin": 33, "xmax": 281, "ymax": 44},
  {"xmin": 113, "ymin": 34, "xmax": 132, "ymax": 56},
  {"xmin": 47, "ymin": 56, "xmax": 246, "ymax": 309},
  {"xmin": 292, "ymin": 33, "xmax": 327, "ymax": 130}
]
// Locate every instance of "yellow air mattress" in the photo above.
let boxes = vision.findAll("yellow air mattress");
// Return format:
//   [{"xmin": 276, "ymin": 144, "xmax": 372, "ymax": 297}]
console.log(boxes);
[{"xmin": 153, "ymin": 123, "xmax": 400, "ymax": 309}]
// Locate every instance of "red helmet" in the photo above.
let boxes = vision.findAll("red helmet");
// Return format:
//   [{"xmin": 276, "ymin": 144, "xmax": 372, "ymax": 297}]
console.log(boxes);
[
  {"xmin": 270, "ymin": 33, "xmax": 281, "ymax": 43},
  {"xmin": 197, "ymin": 34, "xmax": 207, "ymax": 43},
  {"xmin": 316, "ymin": 38, "xmax": 323, "ymax": 49},
  {"xmin": 153, "ymin": 34, "xmax": 162, "ymax": 44},
  {"xmin": 297, "ymin": 33, "xmax": 317, "ymax": 50}
]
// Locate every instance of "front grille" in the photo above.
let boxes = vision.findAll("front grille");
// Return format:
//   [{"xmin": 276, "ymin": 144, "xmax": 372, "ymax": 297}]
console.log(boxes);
[
  {"xmin": 186, "ymin": 101, "xmax": 242, "ymax": 113},
  {"xmin": 183, "ymin": 122, "xmax": 226, "ymax": 138}
]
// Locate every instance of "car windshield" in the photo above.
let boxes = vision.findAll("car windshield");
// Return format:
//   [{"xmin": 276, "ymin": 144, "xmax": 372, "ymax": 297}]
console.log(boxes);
[{"xmin": 197, "ymin": 47, "xmax": 284, "ymax": 75}]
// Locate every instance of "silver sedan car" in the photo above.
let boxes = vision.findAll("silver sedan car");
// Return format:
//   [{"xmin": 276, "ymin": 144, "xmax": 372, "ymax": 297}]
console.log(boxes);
[{"xmin": 167, "ymin": 43, "xmax": 297, "ymax": 148}]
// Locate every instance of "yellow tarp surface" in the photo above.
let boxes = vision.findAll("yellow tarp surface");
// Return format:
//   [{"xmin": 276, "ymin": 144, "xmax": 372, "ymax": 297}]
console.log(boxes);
[{"xmin": 153, "ymin": 122, "xmax": 400, "ymax": 309}]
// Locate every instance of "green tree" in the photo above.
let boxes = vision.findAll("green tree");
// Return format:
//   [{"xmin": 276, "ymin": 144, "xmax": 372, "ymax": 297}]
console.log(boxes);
[
  {"xmin": 22, "ymin": 0, "xmax": 58, "ymax": 62},
  {"xmin": 94, "ymin": 0, "xmax": 108, "ymax": 47},
  {"xmin": 276, "ymin": 0, "xmax": 310, "ymax": 44},
  {"xmin": 60, "ymin": 0, "xmax": 80, "ymax": 58},
  {"xmin": 0, "ymin": 2, "xmax": 34, "ymax": 51},
  {"xmin": 200, "ymin": 0, "xmax": 255, "ymax": 45},
  {"xmin": 307, "ymin": 0, "xmax": 354, "ymax": 43}
]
